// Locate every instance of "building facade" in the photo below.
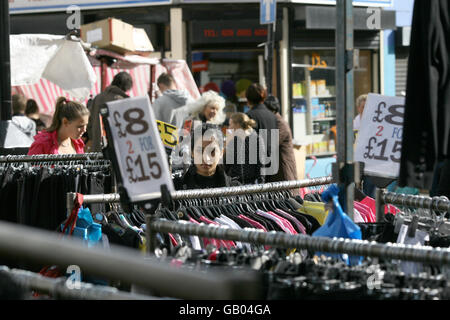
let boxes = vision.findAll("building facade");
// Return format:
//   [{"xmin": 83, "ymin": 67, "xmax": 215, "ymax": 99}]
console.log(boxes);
[{"xmin": 9, "ymin": 0, "xmax": 398, "ymax": 158}]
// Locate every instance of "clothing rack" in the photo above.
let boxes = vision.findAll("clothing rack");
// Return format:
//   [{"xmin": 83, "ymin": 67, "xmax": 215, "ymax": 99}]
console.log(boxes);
[
  {"xmin": 67, "ymin": 176, "xmax": 335, "ymax": 216},
  {"xmin": 148, "ymin": 219, "xmax": 450, "ymax": 266},
  {"xmin": 0, "ymin": 266, "xmax": 155, "ymax": 300},
  {"xmin": 375, "ymin": 188, "xmax": 450, "ymax": 222},
  {"xmin": 0, "ymin": 152, "xmax": 104, "ymax": 163},
  {"xmin": 0, "ymin": 220, "xmax": 264, "ymax": 299}
]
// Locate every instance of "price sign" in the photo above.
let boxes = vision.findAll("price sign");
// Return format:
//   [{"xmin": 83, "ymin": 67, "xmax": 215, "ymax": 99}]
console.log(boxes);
[
  {"xmin": 355, "ymin": 93, "xmax": 405, "ymax": 178},
  {"xmin": 102, "ymin": 96, "xmax": 174, "ymax": 203},
  {"xmin": 156, "ymin": 120, "xmax": 179, "ymax": 149}
]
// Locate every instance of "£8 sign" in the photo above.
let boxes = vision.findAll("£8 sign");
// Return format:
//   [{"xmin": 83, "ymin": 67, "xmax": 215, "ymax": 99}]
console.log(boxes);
[
  {"xmin": 354, "ymin": 94, "xmax": 405, "ymax": 179},
  {"xmin": 104, "ymin": 96, "xmax": 174, "ymax": 202}
]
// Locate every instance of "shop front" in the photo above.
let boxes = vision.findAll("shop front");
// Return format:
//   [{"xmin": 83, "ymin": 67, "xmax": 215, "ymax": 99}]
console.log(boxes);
[
  {"xmin": 289, "ymin": 5, "xmax": 395, "ymax": 159},
  {"xmin": 184, "ymin": 5, "xmax": 282, "ymax": 115}
]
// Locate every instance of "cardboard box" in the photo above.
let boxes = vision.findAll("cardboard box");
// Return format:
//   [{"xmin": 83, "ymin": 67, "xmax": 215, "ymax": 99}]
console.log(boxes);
[
  {"xmin": 131, "ymin": 28, "xmax": 154, "ymax": 55},
  {"xmin": 81, "ymin": 18, "xmax": 135, "ymax": 55}
]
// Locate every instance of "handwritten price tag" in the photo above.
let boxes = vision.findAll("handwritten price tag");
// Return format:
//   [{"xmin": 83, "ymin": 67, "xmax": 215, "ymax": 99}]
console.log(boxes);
[
  {"xmin": 355, "ymin": 94, "xmax": 405, "ymax": 178},
  {"xmin": 156, "ymin": 120, "xmax": 178, "ymax": 149},
  {"xmin": 102, "ymin": 96, "xmax": 174, "ymax": 203}
]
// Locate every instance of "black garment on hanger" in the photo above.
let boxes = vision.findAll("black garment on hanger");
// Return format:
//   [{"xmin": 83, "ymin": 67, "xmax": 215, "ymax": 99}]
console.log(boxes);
[
  {"xmin": 399, "ymin": 0, "xmax": 450, "ymax": 190},
  {"xmin": 173, "ymin": 165, "xmax": 240, "ymax": 190}
]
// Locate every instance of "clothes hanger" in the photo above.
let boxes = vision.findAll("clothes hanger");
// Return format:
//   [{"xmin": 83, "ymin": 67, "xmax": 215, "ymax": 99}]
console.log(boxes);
[{"xmin": 354, "ymin": 187, "xmax": 367, "ymax": 202}]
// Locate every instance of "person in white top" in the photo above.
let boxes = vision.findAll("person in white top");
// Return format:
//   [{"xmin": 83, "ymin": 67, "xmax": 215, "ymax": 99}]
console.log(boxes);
[{"xmin": 353, "ymin": 94, "xmax": 368, "ymax": 131}]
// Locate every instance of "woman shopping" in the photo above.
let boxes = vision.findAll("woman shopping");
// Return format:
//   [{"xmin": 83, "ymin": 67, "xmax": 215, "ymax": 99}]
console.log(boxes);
[{"xmin": 28, "ymin": 97, "xmax": 90, "ymax": 155}]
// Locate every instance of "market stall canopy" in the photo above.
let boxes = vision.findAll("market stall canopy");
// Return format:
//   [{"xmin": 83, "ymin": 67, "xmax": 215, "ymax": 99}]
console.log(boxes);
[{"xmin": 10, "ymin": 34, "xmax": 97, "ymax": 100}]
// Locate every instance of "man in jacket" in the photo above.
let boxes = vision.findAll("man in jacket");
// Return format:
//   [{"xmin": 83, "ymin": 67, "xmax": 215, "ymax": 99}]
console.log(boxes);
[
  {"xmin": 245, "ymin": 83, "xmax": 278, "ymax": 179},
  {"xmin": 152, "ymin": 73, "xmax": 193, "ymax": 126},
  {"xmin": 86, "ymin": 72, "xmax": 133, "ymax": 152}
]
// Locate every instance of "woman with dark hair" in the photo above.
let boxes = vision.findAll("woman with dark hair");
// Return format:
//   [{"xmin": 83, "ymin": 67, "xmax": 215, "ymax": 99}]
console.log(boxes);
[
  {"xmin": 25, "ymin": 99, "xmax": 46, "ymax": 132},
  {"xmin": 28, "ymin": 97, "xmax": 90, "ymax": 155},
  {"xmin": 173, "ymin": 123, "xmax": 239, "ymax": 190},
  {"xmin": 225, "ymin": 113, "xmax": 265, "ymax": 185}
]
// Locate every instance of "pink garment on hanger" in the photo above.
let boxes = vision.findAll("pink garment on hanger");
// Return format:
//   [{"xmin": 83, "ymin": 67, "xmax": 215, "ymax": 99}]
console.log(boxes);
[
  {"xmin": 353, "ymin": 208, "xmax": 366, "ymax": 223},
  {"xmin": 199, "ymin": 216, "xmax": 236, "ymax": 249},
  {"xmin": 360, "ymin": 196, "xmax": 400, "ymax": 216},
  {"xmin": 267, "ymin": 211, "xmax": 298, "ymax": 234},
  {"xmin": 354, "ymin": 201, "xmax": 376, "ymax": 223},
  {"xmin": 238, "ymin": 214, "xmax": 271, "ymax": 250},
  {"xmin": 275, "ymin": 208, "xmax": 307, "ymax": 234},
  {"xmin": 189, "ymin": 216, "xmax": 222, "ymax": 249},
  {"xmin": 256, "ymin": 209, "xmax": 292, "ymax": 234},
  {"xmin": 168, "ymin": 233, "xmax": 178, "ymax": 247},
  {"xmin": 238, "ymin": 215, "xmax": 268, "ymax": 232}
]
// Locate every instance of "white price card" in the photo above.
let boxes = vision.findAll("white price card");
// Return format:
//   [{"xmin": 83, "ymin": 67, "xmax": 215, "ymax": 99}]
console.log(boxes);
[
  {"xmin": 103, "ymin": 96, "xmax": 174, "ymax": 203},
  {"xmin": 355, "ymin": 93, "xmax": 405, "ymax": 178}
]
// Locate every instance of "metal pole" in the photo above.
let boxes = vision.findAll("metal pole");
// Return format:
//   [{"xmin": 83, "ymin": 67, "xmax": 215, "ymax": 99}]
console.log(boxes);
[
  {"xmin": 0, "ymin": 152, "xmax": 104, "ymax": 163},
  {"xmin": 266, "ymin": 23, "xmax": 274, "ymax": 94},
  {"xmin": 0, "ymin": 266, "xmax": 156, "ymax": 300},
  {"xmin": 375, "ymin": 188, "xmax": 385, "ymax": 222},
  {"xmin": 150, "ymin": 220, "xmax": 450, "ymax": 265},
  {"xmin": 66, "ymin": 192, "xmax": 77, "ymax": 218},
  {"xmin": 0, "ymin": 220, "xmax": 263, "ymax": 300},
  {"xmin": 146, "ymin": 215, "xmax": 158, "ymax": 255},
  {"xmin": 335, "ymin": 0, "xmax": 355, "ymax": 219},
  {"xmin": 0, "ymin": 0, "xmax": 11, "ymax": 122},
  {"xmin": 76, "ymin": 176, "xmax": 334, "ymax": 204}
]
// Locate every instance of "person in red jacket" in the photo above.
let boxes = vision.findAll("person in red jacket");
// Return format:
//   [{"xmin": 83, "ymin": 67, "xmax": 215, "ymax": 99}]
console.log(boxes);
[{"xmin": 28, "ymin": 97, "xmax": 90, "ymax": 155}]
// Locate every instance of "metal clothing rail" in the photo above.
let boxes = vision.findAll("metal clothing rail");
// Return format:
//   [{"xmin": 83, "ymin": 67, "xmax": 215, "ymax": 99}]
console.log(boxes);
[
  {"xmin": 66, "ymin": 176, "xmax": 334, "ymax": 216},
  {"xmin": 0, "ymin": 152, "xmax": 104, "ymax": 163},
  {"xmin": 148, "ymin": 219, "xmax": 450, "ymax": 266},
  {"xmin": 0, "ymin": 220, "xmax": 264, "ymax": 299},
  {"xmin": 375, "ymin": 188, "xmax": 450, "ymax": 222},
  {"xmin": 0, "ymin": 266, "xmax": 156, "ymax": 300}
]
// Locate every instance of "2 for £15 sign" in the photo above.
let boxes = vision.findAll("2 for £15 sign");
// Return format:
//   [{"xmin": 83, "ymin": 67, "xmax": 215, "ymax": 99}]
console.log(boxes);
[
  {"xmin": 355, "ymin": 93, "xmax": 405, "ymax": 178},
  {"xmin": 104, "ymin": 96, "xmax": 174, "ymax": 203}
]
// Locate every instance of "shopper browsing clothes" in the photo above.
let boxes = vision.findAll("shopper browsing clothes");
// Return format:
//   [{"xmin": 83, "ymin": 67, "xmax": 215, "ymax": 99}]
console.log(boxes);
[
  {"xmin": 173, "ymin": 123, "xmax": 240, "ymax": 190},
  {"xmin": 152, "ymin": 72, "xmax": 193, "ymax": 125},
  {"xmin": 353, "ymin": 94, "xmax": 367, "ymax": 132},
  {"xmin": 28, "ymin": 97, "xmax": 89, "ymax": 155},
  {"xmin": 11, "ymin": 94, "xmax": 36, "ymax": 142},
  {"xmin": 224, "ymin": 112, "xmax": 265, "ymax": 185},
  {"xmin": 86, "ymin": 71, "xmax": 133, "ymax": 152},
  {"xmin": 245, "ymin": 83, "xmax": 278, "ymax": 180},
  {"xmin": 25, "ymin": 99, "xmax": 46, "ymax": 132},
  {"xmin": 264, "ymin": 95, "xmax": 298, "ymax": 183},
  {"xmin": 181, "ymin": 90, "xmax": 226, "ymax": 128}
]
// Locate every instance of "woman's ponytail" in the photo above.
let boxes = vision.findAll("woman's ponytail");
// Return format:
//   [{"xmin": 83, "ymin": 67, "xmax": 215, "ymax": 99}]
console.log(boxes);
[{"xmin": 47, "ymin": 97, "xmax": 89, "ymax": 132}]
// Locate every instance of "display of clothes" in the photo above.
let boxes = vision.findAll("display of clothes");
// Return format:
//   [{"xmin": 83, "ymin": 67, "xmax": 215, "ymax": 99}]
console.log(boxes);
[
  {"xmin": 0, "ymin": 160, "xmax": 113, "ymax": 231},
  {"xmin": 153, "ymin": 245, "xmax": 450, "ymax": 300},
  {"xmin": 146, "ymin": 184, "xmax": 450, "ymax": 300}
]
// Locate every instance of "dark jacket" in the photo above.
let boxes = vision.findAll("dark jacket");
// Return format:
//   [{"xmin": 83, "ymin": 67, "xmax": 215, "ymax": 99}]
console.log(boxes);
[
  {"xmin": 173, "ymin": 165, "xmax": 240, "ymax": 190},
  {"xmin": 267, "ymin": 113, "xmax": 298, "ymax": 182},
  {"xmin": 399, "ymin": 0, "xmax": 450, "ymax": 189},
  {"xmin": 225, "ymin": 132, "xmax": 265, "ymax": 185},
  {"xmin": 86, "ymin": 85, "xmax": 129, "ymax": 152},
  {"xmin": 247, "ymin": 103, "xmax": 278, "ymax": 178}
]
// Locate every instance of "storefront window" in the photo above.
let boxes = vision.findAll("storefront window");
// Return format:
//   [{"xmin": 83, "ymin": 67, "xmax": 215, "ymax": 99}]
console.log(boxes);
[
  {"xmin": 191, "ymin": 50, "xmax": 262, "ymax": 116},
  {"xmin": 291, "ymin": 49, "xmax": 373, "ymax": 157}
]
